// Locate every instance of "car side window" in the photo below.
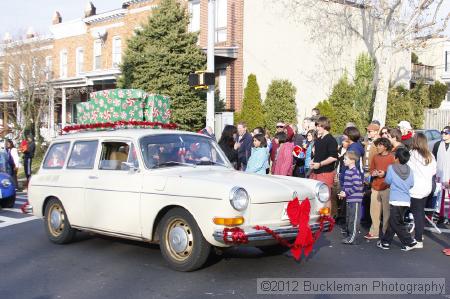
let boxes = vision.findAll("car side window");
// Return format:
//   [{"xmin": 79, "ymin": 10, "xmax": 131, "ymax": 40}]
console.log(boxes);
[
  {"xmin": 99, "ymin": 141, "xmax": 139, "ymax": 170},
  {"xmin": 43, "ymin": 142, "xmax": 70, "ymax": 169},
  {"xmin": 67, "ymin": 140, "xmax": 98, "ymax": 169}
]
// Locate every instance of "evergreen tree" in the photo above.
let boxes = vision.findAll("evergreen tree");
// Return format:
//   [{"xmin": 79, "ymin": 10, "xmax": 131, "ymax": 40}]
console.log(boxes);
[
  {"xmin": 240, "ymin": 74, "xmax": 264, "ymax": 130},
  {"xmin": 354, "ymin": 53, "xmax": 375, "ymax": 126},
  {"xmin": 263, "ymin": 80, "xmax": 297, "ymax": 130},
  {"xmin": 409, "ymin": 82, "xmax": 429, "ymax": 128},
  {"xmin": 429, "ymin": 81, "xmax": 448, "ymax": 108},
  {"xmin": 315, "ymin": 100, "xmax": 336, "ymax": 122},
  {"xmin": 328, "ymin": 74, "xmax": 362, "ymax": 134},
  {"xmin": 386, "ymin": 86, "xmax": 415, "ymax": 128},
  {"xmin": 119, "ymin": 0, "xmax": 206, "ymax": 131}
]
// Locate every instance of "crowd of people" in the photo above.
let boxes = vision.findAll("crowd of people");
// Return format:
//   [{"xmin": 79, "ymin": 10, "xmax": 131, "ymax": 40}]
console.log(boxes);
[{"xmin": 213, "ymin": 109, "xmax": 450, "ymax": 254}]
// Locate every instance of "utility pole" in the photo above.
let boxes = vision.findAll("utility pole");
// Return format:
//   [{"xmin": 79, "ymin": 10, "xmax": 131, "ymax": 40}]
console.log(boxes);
[{"xmin": 206, "ymin": 0, "xmax": 215, "ymax": 133}]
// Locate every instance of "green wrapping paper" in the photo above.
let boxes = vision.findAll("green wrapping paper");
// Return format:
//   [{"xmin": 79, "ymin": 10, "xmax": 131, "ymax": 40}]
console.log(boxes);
[{"xmin": 76, "ymin": 89, "xmax": 171, "ymax": 125}]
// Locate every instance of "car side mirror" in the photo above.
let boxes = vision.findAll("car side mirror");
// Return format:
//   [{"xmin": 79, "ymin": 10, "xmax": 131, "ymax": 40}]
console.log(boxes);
[{"xmin": 121, "ymin": 162, "xmax": 139, "ymax": 173}]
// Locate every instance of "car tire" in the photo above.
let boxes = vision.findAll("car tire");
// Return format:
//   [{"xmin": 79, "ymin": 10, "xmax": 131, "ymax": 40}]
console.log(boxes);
[
  {"xmin": 159, "ymin": 207, "xmax": 211, "ymax": 272},
  {"xmin": 257, "ymin": 244, "xmax": 289, "ymax": 255},
  {"xmin": 44, "ymin": 198, "xmax": 76, "ymax": 244},
  {"xmin": 1, "ymin": 195, "xmax": 16, "ymax": 208}
]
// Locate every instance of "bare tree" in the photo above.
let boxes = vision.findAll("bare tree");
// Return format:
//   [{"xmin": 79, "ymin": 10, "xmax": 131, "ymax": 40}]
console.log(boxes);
[
  {"xmin": 1, "ymin": 35, "xmax": 52, "ymax": 144},
  {"xmin": 283, "ymin": 0, "xmax": 449, "ymax": 125}
]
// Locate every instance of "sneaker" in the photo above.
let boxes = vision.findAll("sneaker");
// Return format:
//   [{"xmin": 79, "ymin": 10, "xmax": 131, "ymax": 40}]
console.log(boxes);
[
  {"xmin": 377, "ymin": 241, "xmax": 390, "ymax": 250},
  {"xmin": 341, "ymin": 237, "xmax": 357, "ymax": 245},
  {"xmin": 415, "ymin": 241, "xmax": 423, "ymax": 249},
  {"xmin": 364, "ymin": 233, "xmax": 379, "ymax": 240},
  {"xmin": 401, "ymin": 242, "xmax": 419, "ymax": 251}
]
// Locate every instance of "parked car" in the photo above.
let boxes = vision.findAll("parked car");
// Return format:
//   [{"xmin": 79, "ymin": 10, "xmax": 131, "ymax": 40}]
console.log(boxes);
[
  {"xmin": 0, "ymin": 172, "xmax": 16, "ymax": 208},
  {"xmin": 415, "ymin": 129, "xmax": 441, "ymax": 151},
  {"xmin": 28, "ymin": 129, "xmax": 332, "ymax": 271}
]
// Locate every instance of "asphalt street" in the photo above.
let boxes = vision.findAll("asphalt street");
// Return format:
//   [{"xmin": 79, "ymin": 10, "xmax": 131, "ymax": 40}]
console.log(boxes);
[{"xmin": 1, "ymin": 195, "xmax": 449, "ymax": 299}]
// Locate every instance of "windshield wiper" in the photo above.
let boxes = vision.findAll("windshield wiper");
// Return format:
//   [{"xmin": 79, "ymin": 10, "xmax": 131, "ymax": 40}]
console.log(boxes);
[
  {"xmin": 195, "ymin": 160, "xmax": 226, "ymax": 166},
  {"xmin": 157, "ymin": 161, "xmax": 196, "ymax": 168}
]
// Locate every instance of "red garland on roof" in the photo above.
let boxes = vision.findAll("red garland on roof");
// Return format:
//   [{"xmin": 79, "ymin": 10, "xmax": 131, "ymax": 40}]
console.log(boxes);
[{"xmin": 62, "ymin": 120, "xmax": 178, "ymax": 133}]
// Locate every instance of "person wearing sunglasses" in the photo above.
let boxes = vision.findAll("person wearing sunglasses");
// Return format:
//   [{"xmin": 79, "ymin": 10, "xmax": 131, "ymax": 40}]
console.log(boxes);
[{"xmin": 432, "ymin": 126, "xmax": 450, "ymax": 245}]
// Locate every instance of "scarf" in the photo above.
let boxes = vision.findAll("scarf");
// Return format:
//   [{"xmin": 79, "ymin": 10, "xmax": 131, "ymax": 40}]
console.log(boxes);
[{"xmin": 401, "ymin": 131, "xmax": 412, "ymax": 141}]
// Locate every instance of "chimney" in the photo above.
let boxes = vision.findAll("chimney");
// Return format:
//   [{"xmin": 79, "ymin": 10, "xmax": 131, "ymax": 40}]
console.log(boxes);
[
  {"xmin": 84, "ymin": 2, "xmax": 96, "ymax": 18},
  {"xmin": 3, "ymin": 32, "xmax": 12, "ymax": 43},
  {"xmin": 26, "ymin": 27, "xmax": 36, "ymax": 39},
  {"xmin": 52, "ymin": 11, "xmax": 62, "ymax": 24}
]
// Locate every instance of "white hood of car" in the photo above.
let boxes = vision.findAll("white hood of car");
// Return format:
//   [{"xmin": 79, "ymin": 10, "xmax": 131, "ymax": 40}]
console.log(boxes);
[{"xmin": 163, "ymin": 166, "xmax": 320, "ymax": 204}]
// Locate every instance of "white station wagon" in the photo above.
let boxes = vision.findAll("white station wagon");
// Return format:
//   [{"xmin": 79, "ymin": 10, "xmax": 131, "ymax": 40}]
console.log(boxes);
[{"xmin": 28, "ymin": 129, "xmax": 332, "ymax": 271}]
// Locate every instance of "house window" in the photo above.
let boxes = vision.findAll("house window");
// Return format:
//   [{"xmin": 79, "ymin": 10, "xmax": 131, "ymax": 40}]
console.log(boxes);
[
  {"xmin": 215, "ymin": 0, "xmax": 227, "ymax": 43},
  {"xmin": 188, "ymin": 0, "xmax": 200, "ymax": 32},
  {"xmin": 112, "ymin": 37, "xmax": 122, "ymax": 68},
  {"xmin": 19, "ymin": 64, "xmax": 25, "ymax": 90},
  {"xmin": 93, "ymin": 40, "xmax": 102, "ymax": 70},
  {"xmin": 60, "ymin": 50, "xmax": 68, "ymax": 78},
  {"xmin": 218, "ymin": 68, "xmax": 227, "ymax": 104},
  {"xmin": 8, "ymin": 66, "xmax": 14, "ymax": 91},
  {"xmin": 76, "ymin": 47, "xmax": 84, "ymax": 76},
  {"xmin": 45, "ymin": 56, "xmax": 53, "ymax": 80},
  {"xmin": 445, "ymin": 51, "xmax": 450, "ymax": 73}
]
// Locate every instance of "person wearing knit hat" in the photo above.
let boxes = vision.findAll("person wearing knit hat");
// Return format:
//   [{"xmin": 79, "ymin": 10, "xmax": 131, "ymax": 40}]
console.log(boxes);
[{"xmin": 398, "ymin": 120, "xmax": 413, "ymax": 150}]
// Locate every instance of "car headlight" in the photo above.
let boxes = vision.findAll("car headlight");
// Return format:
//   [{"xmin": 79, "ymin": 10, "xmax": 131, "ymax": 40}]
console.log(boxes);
[
  {"xmin": 229, "ymin": 187, "xmax": 249, "ymax": 211},
  {"xmin": 1, "ymin": 178, "xmax": 11, "ymax": 188},
  {"xmin": 315, "ymin": 183, "xmax": 329, "ymax": 203}
]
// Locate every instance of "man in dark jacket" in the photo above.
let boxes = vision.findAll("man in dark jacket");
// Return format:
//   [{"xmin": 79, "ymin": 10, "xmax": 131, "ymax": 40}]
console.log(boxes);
[
  {"xmin": 235, "ymin": 122, "xmax": 252, "ymax": 171},
  {"xmin": 23, "ymin": 135, "xmax": 35, "ymax": 189}
]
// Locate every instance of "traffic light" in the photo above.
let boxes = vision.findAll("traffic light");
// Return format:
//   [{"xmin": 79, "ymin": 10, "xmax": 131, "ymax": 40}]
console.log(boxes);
[{"xmin": 188, "ymin": 71, "xmax": 215, "ymax": 90}]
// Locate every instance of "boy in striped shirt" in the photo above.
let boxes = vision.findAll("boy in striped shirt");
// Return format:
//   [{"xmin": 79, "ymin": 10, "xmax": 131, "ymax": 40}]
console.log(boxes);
[{"xmin": 339, "ymin": 151, "xmax": 364, "ymax": 245}]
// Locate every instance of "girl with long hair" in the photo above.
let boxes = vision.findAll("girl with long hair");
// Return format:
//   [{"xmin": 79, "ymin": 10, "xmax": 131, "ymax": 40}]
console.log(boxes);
[
  {"xmin": 218, "ymin": 125, "xmax": 238, "ymax": 169},
  {"xmin": 408, "ymin": 132, "xmax": 436, "ymax": 248}
]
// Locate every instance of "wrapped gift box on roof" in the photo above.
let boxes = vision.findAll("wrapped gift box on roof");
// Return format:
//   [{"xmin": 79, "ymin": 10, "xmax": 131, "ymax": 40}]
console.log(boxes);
[{"xmin": 76, "ymin": 89, "xmax": 171, "ymax": 125}]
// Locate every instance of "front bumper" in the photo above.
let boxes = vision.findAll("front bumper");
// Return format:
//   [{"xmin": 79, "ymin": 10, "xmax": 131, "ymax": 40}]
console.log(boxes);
[{"xmin": 213, "ymin": 221, "xmax": 332, "ymax": 244}]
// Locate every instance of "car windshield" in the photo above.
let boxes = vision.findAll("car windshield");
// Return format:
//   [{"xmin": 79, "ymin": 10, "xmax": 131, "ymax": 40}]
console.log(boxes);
[{"xmin": 140, "ymin": 134, "xmax": 231, "ymax": 169}]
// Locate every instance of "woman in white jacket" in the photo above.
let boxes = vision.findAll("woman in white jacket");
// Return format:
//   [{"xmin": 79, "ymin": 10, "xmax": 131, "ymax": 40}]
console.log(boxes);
[
  {"xmin": 408, "ymin": 133, "xmax": 436, "ymax": 248},
  {"xmin": 5, "ymin": 139, "xmax": 20, "ymax": 188}
]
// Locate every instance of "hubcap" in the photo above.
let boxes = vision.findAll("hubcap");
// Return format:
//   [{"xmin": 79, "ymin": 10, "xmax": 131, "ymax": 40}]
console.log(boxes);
[
  {"xmin": 165, "ymin": 219, "xmax": 194, "ymax": 261},
  {"xmin": 50, "ymin": 209, "xmax": 62, "ymax": 230},
  {"xmin": 169, "ymin": 226, "xmax": 188, "ymax": 253},
  {"xmin": 48, "ymin": 204, "xmax": 65, "ymax": 236}
]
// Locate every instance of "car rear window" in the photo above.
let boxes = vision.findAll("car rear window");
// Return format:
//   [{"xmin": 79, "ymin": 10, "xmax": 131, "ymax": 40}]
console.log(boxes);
[
  {"xmin": 43, "ymin": 142, "xmax": 71, "ymax": 169},
  {"xmin": 67, "ymin": 140, "xmax": 98, "ymax": 169}
]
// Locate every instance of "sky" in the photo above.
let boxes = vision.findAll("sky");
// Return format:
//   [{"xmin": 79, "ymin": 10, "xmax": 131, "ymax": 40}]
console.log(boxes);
[
  {"xmin": 0, "ymin": 0, "xmax": 449, "ymax": 39},
  {"xmin": 0, "ymin": 0, "xmax": 124, "ymax": 39}
]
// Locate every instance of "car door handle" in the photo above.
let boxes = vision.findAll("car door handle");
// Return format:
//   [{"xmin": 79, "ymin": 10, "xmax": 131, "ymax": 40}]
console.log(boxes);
[{"xmin": 88, "ymin": 176, "xmax": 98, "ymax": 179}]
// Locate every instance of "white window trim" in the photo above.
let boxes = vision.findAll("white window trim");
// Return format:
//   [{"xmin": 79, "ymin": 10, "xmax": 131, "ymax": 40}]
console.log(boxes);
[
  {"xmin": 75, "ymin": 47, "xmax": 84, "ymax": 76},
  {"xmin": 188, "ymin": 0, "xmax": 200, "ymax": 33},
  {"xmin": 93, "ymin": 39, "xmax": 102, "ymax": 71},
  {"xmin": 112, "ymin": 36, "xmax": 122, "ymax": 68},
  {"xmin": 215, "ymin": 0, "xmax": 227, "ymax": 43},
  {"xmin": 60, "ymin": 50, "xmax": 68, "ymax": 78},
  {"xmin": 19, "ymin": 64, "xmax": 25, "ymax": 90},
  {"xmin": 8, "ymin": 66, "xmax": 14, "ymax": 91},
  {"xmin": 45, "ymin": 56, "xmax": 53, "ymax": 80}
]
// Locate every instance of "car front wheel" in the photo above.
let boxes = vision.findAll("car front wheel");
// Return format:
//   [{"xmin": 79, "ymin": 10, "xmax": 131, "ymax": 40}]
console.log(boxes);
[
  {"xmin": 44, "ymin": 198, "xmax": 76, "ymax": 244},
  {"xmin": 159, "ymin": 208, "xmax": 211, "ymax": 271},
  {"xmin": 1, "ymin": 195, "xmax": 16, "ymax": 208}
]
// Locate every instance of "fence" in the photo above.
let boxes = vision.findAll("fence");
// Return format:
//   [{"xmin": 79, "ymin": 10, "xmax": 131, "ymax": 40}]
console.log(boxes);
[{"xmin": 424, "ymin": 109, "xmax": 450, "ymax": 129}]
